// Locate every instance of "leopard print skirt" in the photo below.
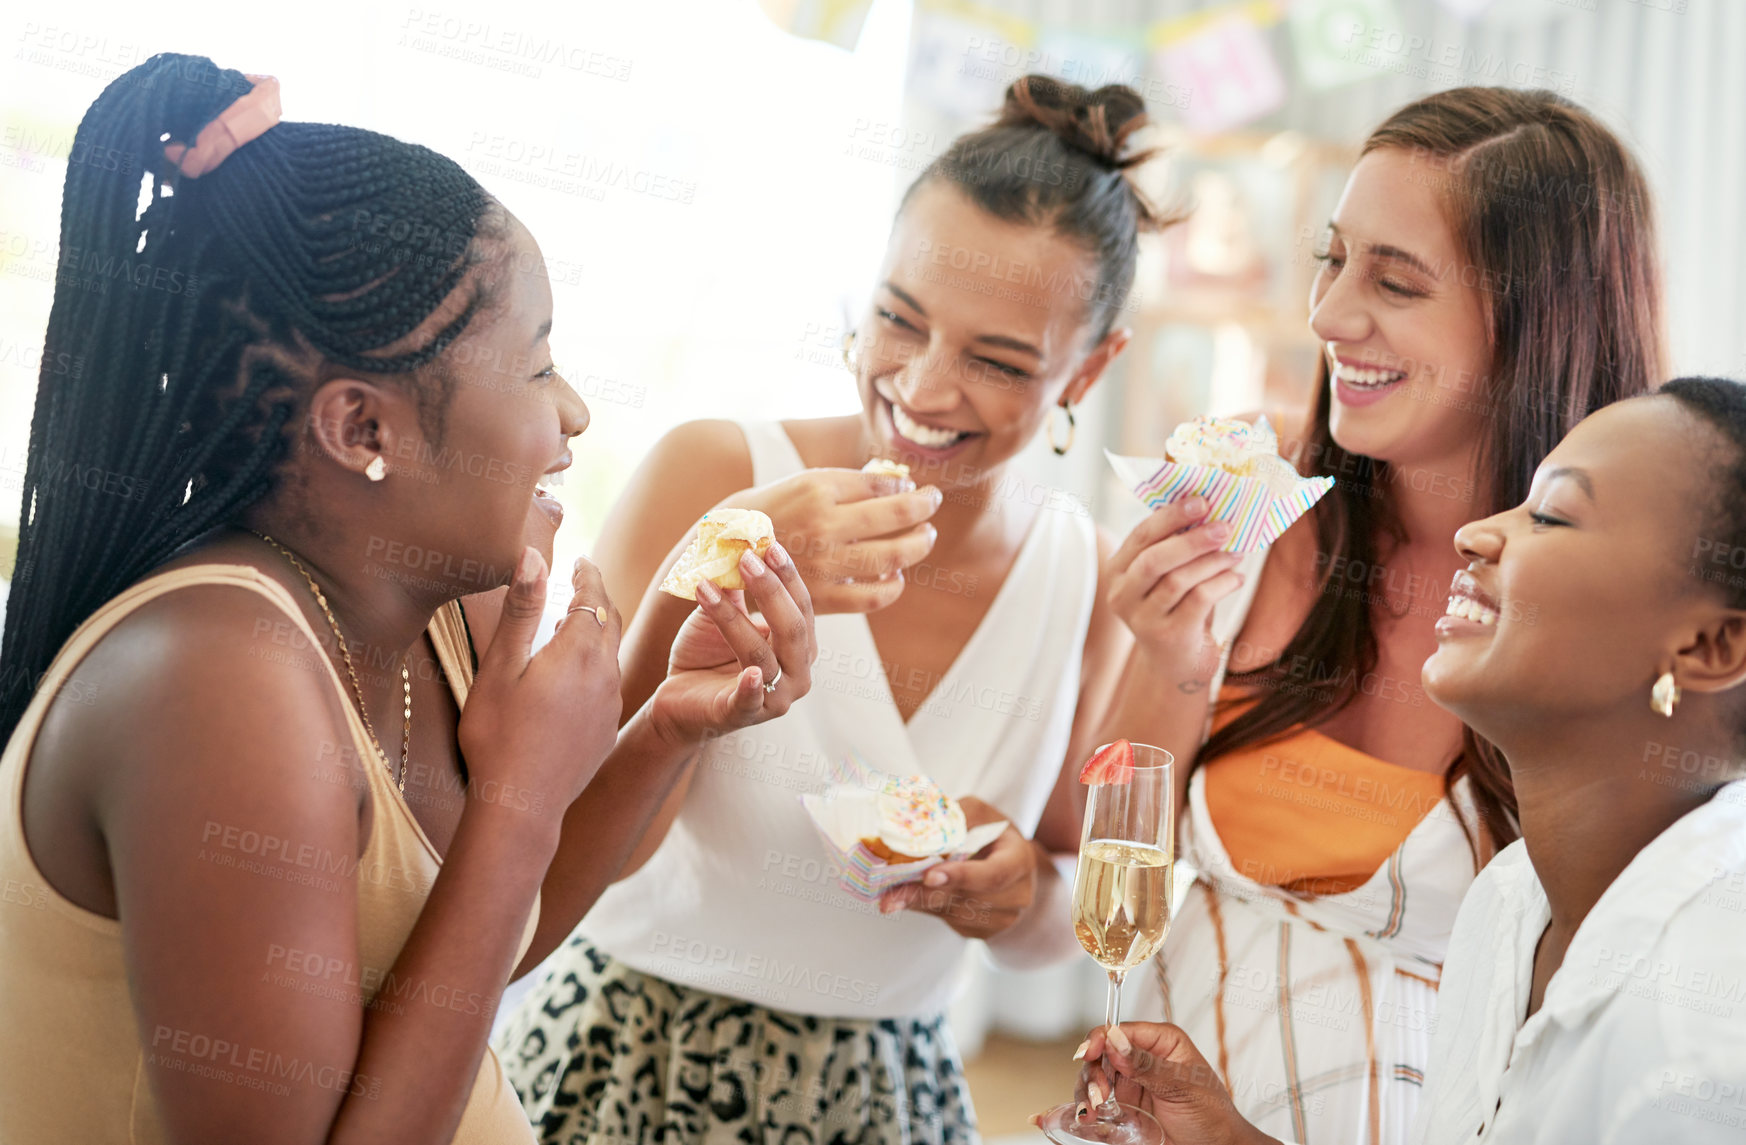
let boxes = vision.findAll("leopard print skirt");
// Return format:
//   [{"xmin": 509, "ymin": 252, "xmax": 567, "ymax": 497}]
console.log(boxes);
[{"xmin": 495, "ymin": 932, "xmax": 978, "ymax": 1145}]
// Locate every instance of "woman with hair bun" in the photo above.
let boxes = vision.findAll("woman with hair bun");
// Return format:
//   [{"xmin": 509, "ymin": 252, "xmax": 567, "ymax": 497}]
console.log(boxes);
[
  {"xmin": 0, "ymin": 54, "xmax": 815, "ymax": 1144},
  {"xmin": 496, "ymin": 76, "xmax": 1176, "ymax": 1144}
]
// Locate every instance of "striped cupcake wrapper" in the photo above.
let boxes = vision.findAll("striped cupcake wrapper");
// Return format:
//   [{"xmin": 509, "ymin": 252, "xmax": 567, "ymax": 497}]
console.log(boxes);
[{"xmin": 1106, "ymin": 449, "xmax": 1335, "ymax": 553}]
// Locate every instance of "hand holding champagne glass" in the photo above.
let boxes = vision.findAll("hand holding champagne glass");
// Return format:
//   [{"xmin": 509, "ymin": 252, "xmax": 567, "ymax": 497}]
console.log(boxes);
[{"xmin": 1039, "ymin": 741, "xmax": 1175, "ymax": 1145}]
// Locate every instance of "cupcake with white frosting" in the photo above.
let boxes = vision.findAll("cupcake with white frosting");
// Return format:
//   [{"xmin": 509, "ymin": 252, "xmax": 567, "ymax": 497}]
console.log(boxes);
[{"xmin": 860, "ymin": 774, "xmax": 968, "ymax": 863}]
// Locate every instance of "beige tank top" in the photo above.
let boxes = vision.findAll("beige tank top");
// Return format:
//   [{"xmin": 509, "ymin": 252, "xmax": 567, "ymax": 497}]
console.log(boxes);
[{"xmin": 0, "ymin": 564, "xmax": 538, "ymax": 1144}]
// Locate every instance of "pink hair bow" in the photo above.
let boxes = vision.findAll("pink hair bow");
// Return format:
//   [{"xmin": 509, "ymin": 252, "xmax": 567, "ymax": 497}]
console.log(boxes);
[{"xmin": 162, "ymin": 73, "xmax": 281, "ymax": 178}]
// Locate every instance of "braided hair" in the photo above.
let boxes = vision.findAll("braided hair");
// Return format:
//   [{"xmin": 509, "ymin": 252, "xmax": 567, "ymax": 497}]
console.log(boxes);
[
  {"xmin": 906, "ymin": 75, "xmax": 1178, "ymax": 342},
  {"xmin": 0, "ymin": 52, "xmax": 500, "ymax": 742}
]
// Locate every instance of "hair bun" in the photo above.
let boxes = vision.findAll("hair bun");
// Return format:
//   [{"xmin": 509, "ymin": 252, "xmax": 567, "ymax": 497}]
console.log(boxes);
[{"xmin": 996, "ymin": 75, "xmax": 1151, "ymax": 168}]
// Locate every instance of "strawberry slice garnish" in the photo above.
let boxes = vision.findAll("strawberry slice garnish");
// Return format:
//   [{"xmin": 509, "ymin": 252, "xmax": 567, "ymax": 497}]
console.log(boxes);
[{"xmin": 1079, "ymin": 739, "xmax": 1135, "ymax": 785}]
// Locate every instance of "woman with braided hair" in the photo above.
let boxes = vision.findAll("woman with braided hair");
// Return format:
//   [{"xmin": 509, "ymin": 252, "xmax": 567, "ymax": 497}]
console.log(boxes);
[
  {"xmin": 495, "ymin": 75, "xmax": 1172, "ymax": 1144},
  {"xmin": 0, "ymin": 54, "xmax": 816, "ymax": 1144}
]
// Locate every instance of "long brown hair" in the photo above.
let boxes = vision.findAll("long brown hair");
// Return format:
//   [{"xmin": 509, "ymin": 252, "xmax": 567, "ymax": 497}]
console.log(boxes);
[{"xmin": 1199, "ymin": 87, "xmax": 1666, "ymax": 855}]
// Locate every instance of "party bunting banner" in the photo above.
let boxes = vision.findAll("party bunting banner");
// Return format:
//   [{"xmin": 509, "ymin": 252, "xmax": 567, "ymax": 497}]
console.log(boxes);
[
  {"xmin": 909, "ymin": 0, "xmax": 1034, "ymax": 120},
  {"xmin": 757, "ymin": 0, "xmax": 876, "ymax": 51},
  {"xmin": 1033, "ymin": 28, "xmax": 1148, "ymax": 96},
  {"xmin": 1288, "ymin": 0, "xmax": 1406, "ymax": 91},
  {"xmin": 1154, "ymin": 10, "xmax": 1287, "ymax": 134},
  {"xmin": 1433, "ymin": 0, "xmax": 1497, "ymax": 17}
]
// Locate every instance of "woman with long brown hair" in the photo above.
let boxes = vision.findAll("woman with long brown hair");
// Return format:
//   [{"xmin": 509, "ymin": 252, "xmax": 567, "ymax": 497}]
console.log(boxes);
[{"xmin": 1103, "ymin": 87, "xmax": 1665, "ymax": 1142}]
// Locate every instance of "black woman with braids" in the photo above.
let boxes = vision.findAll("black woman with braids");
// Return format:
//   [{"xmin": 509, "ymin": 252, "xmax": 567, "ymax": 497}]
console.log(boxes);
[{"xmin": 0, "ymin": 54, "xmax": 816, "ymax": 1145}]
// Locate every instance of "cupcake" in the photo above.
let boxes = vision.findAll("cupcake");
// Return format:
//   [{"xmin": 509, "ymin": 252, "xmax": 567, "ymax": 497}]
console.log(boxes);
[
  {"xmin": 659, "ymin": 508, "xmax": 776, "ymax": 600},
  {"xmin": 799, "ymin": 755, "xmax": 1007, "ymax": 902},
  {"xmin": 1165, "ymin": 415, "xmax": 1299, "ymax": 496},
  {"xmin": 862, "ymin": 458, "xmax": 911, "ymax": 481},
  {"xmin": 860, "ymin": 773, "xmax": 967, "ymax": 863},
  {"xmin": 1106, "ymin": 414, "xmax": 1335, "ymax": 553}
]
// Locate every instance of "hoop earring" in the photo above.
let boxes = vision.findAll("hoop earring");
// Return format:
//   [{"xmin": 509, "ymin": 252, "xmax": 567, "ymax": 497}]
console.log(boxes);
[
  {"xmin": 842, "ymin": 330, "xmax": 858, "ymax": 372},
  {"xmin": 1650, "ymin": 670, "xmax": 1680, "ymax": 718},
  {"xmin": 1048, "ymin": 403, "xmax": 1076, "ymax": 456},
  {"xmin": 365, "ymin": 456, "xmax": 387, "ymax": 482}
]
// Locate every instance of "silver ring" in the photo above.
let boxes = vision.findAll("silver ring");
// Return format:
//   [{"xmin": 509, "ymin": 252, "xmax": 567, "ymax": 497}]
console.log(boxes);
[
  {"xmin": 763, "ymin": 666, "xmax": 782, "ymax": 694},
  {"xmin": 567, "ymin": 603, "xmax": 606, "ymax": 627}
]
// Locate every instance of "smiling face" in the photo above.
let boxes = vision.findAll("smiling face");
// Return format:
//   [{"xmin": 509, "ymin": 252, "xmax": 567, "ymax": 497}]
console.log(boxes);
[
  {"xmin": 1422, "ymin": 397, "xmax": 1731, "ymax": 738},
  {"xmin": 853, "ymin": 180, "xmax": 1126, "ymax": 486},
  {"xmin": 393, "ymin": 214, "xmax": 587, "ymax": 588},
  {"xmin": 1310, "ymin": 148, "xmax": 1494, "ymax": 474}
]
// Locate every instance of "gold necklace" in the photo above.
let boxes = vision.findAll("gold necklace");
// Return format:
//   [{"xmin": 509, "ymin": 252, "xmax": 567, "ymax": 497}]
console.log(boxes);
[{"xmin": 250, "ymin": 531, "xmax": 411, "ymax": 793}]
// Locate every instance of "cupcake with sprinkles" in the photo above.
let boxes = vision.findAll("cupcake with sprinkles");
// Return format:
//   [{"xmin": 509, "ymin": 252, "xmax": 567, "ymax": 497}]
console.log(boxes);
[
  {"xmin": 1106, "ymin": 414, "xmax": 1336, "ymax": 553},
  {"xmin": 861, "ymin": 773, "xmax": 968, "ymax": 863},
  {"xmin": 799, "ymin": 756, "xmax": 1007, "ymax": 902},
  {"xmin": 1165, "ymin": 414, "xmax": 1299, "ymax": 495}
]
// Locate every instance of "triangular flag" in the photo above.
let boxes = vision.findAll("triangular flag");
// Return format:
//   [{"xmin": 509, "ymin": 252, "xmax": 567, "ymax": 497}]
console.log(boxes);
[
  {"xmin": 758, "ymin": 0, "xmax": 876, "ymax": 51},
  {"xmin": 1155, "ymin": 11, "xmax": 1286, "ymax": 134},
  {"xmin": 1288, "ymin": 0, "xmax": 1405, "ymax": 92}
]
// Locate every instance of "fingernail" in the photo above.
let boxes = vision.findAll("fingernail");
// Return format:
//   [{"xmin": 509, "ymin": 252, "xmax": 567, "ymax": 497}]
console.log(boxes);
[
  {"xmin": 927, "ymin": 485, "xmax": 943, "ymax": 507},
  {"xmin": 1072, "ymin": 1040, "xmax": 1089, "ymax": 1061},
  {"xmin": 1074, "ymin": 1104, "xmax": 1088, "ymax": 1122},
  {"xmin": 1087, "ymin": 1083, "xmax": 1105, "ymax": 1109},
  {"xmin": 514, "ymin": 547, "xmax": 539, "ymax": 587},
  {"xmin": 766, "ymin": 542, "xmax": 787, "ymax": 568},
  {"xmin": 923, "ymin": 869, "xmax": 947, "ymax": 887},
  {"xmin": 1208, "ymin": 521, "xmax": 1233, "ymax": 540},
  {"xmin": 696, "ymin": 579, "xmax": 721, "ymax": 604},
  {"xmin": 742, "ymin": 550, "xmax": 768, "ymax": 576},
  {"xmin": 1107, "ymin": 1024, "xmax": 1131, "ymax": 1054},
  {"xmin": 1184, "ymin": 496, "xmax": 1206, "ymax": 514}
]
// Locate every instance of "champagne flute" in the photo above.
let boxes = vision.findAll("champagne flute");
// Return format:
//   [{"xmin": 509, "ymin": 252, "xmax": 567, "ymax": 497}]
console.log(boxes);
[{"xmin": 1038, "ymin": 742, "xmax": 1175, "ymax": 1145}]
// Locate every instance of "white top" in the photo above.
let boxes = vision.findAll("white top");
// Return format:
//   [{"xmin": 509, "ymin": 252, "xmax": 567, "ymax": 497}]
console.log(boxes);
[
  {"xmin": 1138, "ymin": 544, "xmax": 1478, "ymax": 1145},
  {"xmin": 1413, "ymin": 779, "xmax": 1746, "ymax": 1145},
  {"xmin": 583, "ymin": 420, "xmax": 1099, "ymax": 1018}
]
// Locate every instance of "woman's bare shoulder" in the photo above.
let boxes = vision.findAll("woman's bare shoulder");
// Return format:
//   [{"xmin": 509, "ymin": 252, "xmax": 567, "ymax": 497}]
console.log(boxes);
[
  {"xmin": 24, "ymin": 578, "xmax": 361, "ymax": 915},
  {"xmin": 42, "ymin": 578, "xmax": 352, "ymax": 767}
]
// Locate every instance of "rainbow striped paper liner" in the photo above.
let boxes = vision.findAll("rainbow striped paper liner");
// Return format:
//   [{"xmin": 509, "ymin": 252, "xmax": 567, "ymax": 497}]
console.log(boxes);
[
  {"xmin": 799, "ymin": 754, "xmax": 1007, "ymax": 903},
  {"xmin": 1105, "ymin": 449, "xmax": 1335, "ymax": 553}
]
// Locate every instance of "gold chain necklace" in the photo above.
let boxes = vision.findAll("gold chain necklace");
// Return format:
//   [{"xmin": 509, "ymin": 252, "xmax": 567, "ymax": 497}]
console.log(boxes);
[{"xmin": 250, "ymin": 531, "xmax": 411, "ymax": 793}]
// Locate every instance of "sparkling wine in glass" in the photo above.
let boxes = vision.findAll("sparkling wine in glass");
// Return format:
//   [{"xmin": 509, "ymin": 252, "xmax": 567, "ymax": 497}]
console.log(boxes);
[{"xmin": 1039, "ymin": 742, "xmax": 1175, "ymax": 1145}]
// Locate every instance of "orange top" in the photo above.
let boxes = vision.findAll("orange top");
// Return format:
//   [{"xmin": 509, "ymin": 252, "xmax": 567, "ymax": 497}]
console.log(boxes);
[{"xmin": 1201, "ymin": 696, "xmax": 1446, "ymax": 895}]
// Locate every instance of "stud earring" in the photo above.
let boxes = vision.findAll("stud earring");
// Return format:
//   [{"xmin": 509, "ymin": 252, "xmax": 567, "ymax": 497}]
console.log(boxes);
[
  {"xmin": 365, "ymin": 456, "xmax": 387, "ymax": 482},
  {"xmin": 842, "ymin": 330, "xmax": 859, "ymax": 372},
  {"xmin": 1048, "ymin": 403, "xmax": 1076, "ymax": 456},
  {"xmin": 1650, "ymin": 670, "xmax": 1680, "ymax": 718}
]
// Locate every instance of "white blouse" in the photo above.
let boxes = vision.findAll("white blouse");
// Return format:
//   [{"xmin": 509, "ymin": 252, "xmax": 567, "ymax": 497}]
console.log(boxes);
[
  {"xmin": 581, "ymin": 421, "xmax": 1099, "ymax": 1018},
  {"xmin": 1413, "ymin": 778, "xmax": 1746, "ymax": 1144}
]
